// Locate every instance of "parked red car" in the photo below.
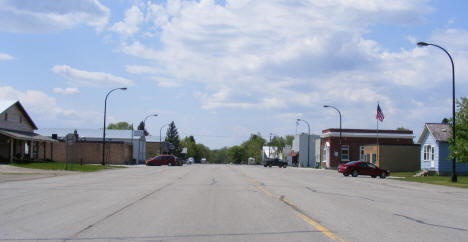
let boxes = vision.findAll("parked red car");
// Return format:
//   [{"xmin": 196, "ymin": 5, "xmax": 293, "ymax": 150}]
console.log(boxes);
[
  {"xmin": 145, "ymin": 155, "xmax": 181, "ymax": 166},
  {"xmin": 338, "ymin": 161, "xmax": 390, "ymax": 178}
]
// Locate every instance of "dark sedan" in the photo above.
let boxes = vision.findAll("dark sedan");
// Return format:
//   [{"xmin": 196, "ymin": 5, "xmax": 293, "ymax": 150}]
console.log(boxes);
[{"xmin": 338, "ymin": 161, "xmax": 390, "ymax": 178}]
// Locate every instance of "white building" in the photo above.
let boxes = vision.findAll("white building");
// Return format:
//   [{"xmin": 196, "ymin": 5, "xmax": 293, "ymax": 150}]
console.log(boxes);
[
  {"xmin": 262, "ymin": 146, "xmax": 278, "ymax": 161},
  {"xmin": 292, "ymin": 133, "xmax": 320, "ymax": 167}
]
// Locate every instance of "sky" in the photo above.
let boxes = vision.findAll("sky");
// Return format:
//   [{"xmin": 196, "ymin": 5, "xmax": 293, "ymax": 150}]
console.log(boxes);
[{"xmin": 1, "ymin": 0, "xmax": 468, "ymax": 149}]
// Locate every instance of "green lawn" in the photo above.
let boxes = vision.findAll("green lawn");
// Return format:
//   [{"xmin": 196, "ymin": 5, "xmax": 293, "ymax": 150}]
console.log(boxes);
[
  {"xmin": 391, "ymin": 172, "xmax": 468, "ymax": 189},
  {"xmin": 10, "ymin": 162, "xmax": 126, "ymax": 172}
]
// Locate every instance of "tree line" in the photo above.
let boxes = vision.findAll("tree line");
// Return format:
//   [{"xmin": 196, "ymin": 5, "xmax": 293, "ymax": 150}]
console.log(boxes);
[{"xmin": 106, "ymin": 97, "xmax": 468, "ymax": 164}]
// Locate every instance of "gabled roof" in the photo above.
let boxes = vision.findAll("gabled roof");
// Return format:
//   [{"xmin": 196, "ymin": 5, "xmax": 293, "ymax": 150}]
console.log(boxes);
[
  {"xmin": 417, "ymin": 123, "xmax": 451, "ymax": 143},
  {"xmin": 0, "ymin": 100, "xmax": 38, "ymax": 130}
]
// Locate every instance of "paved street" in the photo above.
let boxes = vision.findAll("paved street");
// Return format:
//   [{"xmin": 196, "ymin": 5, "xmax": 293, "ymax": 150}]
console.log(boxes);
[{"xmin": 1, "ymin": 164, "xmax": 467, "ymax": 241}]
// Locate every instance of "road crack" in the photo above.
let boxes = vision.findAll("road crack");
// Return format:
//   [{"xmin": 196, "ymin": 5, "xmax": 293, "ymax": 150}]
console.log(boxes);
[{"xmin": 393, "ymin": 214, "xmax": 467, "ymax": 232}]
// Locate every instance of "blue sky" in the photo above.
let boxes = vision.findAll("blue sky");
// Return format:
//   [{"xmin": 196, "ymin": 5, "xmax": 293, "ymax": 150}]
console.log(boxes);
[{"xmin": 1, "ymin": 0, "xmax": 468, "ymax": 149}]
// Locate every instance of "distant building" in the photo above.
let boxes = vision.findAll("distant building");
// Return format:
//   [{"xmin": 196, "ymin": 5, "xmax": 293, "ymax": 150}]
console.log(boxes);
[
  {"xmin": 262, "ymin": 146, "xmax": 278, "ymax": 160},
  {"xmin": 0, "ymin": 100, "xmax": 57, "ymax": 162},
  {"xmin": 38, "ymin": 128, "xmax": 146, "ymax": 164},
  {"xmin": 320, "ymin": 128, "xmax": 414, "ymax": 168},
  {"xmin": 417, "ymin": 123, "xmax": 468, "ymax": 175},
  {"xmin": 291, "ymin": 133, "xmax": 320, "ymax": 167}
]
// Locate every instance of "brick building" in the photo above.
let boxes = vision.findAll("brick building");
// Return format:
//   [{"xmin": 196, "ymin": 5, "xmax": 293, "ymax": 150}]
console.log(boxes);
[{"xmin": 320, "ymin": 129, "xmax": 414, "ymax": 168}]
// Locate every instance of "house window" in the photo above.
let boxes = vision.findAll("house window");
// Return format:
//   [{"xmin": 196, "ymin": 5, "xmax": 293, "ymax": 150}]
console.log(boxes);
[
  {"xmin": 372, "ymin": 154, "xmax": 377, "ymax": 164},
  {"xmin": 359, "ymin": 146, "xmax": 365, "ymax": 160},
  {"xmin": 423, "ymin": 144, "xmax": 431, "ymax": 162},
  {"xmin": 341, "ymin": 145, "xmax": 349, "ymax": 161},
  {"xmin": 4, "ymin": 113, "xmax": 7, "ymax": 121},
  {"xmin": 20, "ymin": 116, "xmax": 22, "ymax": 124},
  {"xmin": 431, "ymin": 146, "xmax": 435, "ymax": 161}
]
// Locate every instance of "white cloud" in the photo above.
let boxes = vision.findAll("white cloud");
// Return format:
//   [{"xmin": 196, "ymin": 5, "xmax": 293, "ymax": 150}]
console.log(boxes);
[
  {"xmin": 0, "ymin": 0, "xmax": 110, "ymax": 33},
  {"xmin": 52, "ymin": 65, "xmax": 134, "ymax": 87},
  {"xmin": 0, "ymin": 86, "xmax": 100, "ymax": 126},
  {"xmin": 110, "ymin": 5, "xmax": 144, "ymax": 36},
  {"xmin": 108, "ymin": 1, "xmax": 437, "ymax": 112},
  {"xmin": 53, "ymin": 87, "xmax": 80, "ymax": 95},
  {"xmin": 125, "ymin": 65, "xmax": 162, "ymax": 75},
  {"xmin": 106, "ymin": 1, "xmax": 468, "ymax": 138},
  {"xmin": 0, "ymin": 52, "xmax": 14, "ymax": 61}
]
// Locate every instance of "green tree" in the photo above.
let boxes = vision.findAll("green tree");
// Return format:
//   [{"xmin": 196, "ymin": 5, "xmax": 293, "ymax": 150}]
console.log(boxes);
[
  {"xmin": 210, "ymin": 147, "xmax": 228, "ymax": 164},
  {"xmin": 137, "ymin": 121, "xmax": 149, "ymax": 136},
  {"xmin": 227, "ymin": 145, "xmax": 245, "ymax": 164},
  {"xmin": 270, "ymin": 136, "xmax": 286, "ymax": 157},
  {"xmin": 165, "ymin": 121, "xmax": 182, "ymax": 156},
  {"xmin": 396, "ymin": 127, "xmax": 409, "ymax": 131},
  {"xmin": 240, "ymin": 133, "xmax": 265, "ymax": 164},
  {"xmin": 449, "ymin": 97, "xmax": 468, "ymax": 162},
  {"xmin": 107, "ymin": 121, "xmax": 132, "ymax": 130},
  {"xmin": 181, "ymin": 136, "xmax": 200, "ymax": 160},
  {"xmin": 285, "ymin": 135, "xmax": 294, "ymax": 146}
]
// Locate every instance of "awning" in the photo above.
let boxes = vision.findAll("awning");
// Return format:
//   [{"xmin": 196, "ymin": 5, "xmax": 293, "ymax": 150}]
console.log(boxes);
[{"xmin": 0, "ymin": 129, "xmax": 58, "ymax": 143}]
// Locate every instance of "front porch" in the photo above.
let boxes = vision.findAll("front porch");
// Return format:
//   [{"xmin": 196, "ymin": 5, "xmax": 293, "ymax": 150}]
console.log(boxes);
[{"xmin": 0, "ymin": 129, "xmax": 57, "ymax": 163}]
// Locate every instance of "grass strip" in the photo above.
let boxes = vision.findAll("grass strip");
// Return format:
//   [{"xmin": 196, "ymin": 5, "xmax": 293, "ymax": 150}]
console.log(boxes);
[{"xmin": 391, "ymin": 172, "xmax": 468, "ymax": 189}]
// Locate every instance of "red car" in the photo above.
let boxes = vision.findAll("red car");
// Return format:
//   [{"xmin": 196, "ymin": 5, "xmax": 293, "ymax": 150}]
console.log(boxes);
[
  {"xmin": 338, "ymin": 161, "xmax": 390, "ymax": 178},
  {"xmin": 145, "ymin": 155, "xmax": 181, "ymax": 166}
]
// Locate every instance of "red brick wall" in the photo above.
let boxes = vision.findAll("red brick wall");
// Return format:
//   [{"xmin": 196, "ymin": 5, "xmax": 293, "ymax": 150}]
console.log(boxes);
[
  {"xmin": 47, "ymin": 142, "xmax": 132, "ymax": 165},
  {"xmin": 321, "ymin": 136, "xmax": 413, "ymax": 168}
]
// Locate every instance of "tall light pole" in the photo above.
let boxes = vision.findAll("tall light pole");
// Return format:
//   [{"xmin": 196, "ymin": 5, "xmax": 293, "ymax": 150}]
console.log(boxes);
[
  {"xmin": 417, "ymin": 41, "xmax": 457, "ymax": 182},
  {"xmin": 139, "ymin": 114, "xmax": 158, "ymax": 164},
  {"xmin": 102, "ymin": 87, "xmax": 127, "ymax": 166},
  {"xmin": 297, "ymin": 119, "xmax": 310, "ymax": 167},
  {"xmin": 269, "ymin": 133, "xmax": 278, "ymax": 159},
  {"xmin": 324, "ymin": 105, "xmax": 342, "ymax": 163},
  {"xmin": 160, "ymin": 123, "xmax": 170, "ymax": 155}
]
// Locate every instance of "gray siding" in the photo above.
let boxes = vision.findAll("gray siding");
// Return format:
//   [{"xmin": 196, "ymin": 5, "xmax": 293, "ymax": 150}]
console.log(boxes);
[
  {"xmin": 438, "ymin": 142, "xmax": 468, "ymax": 175},
  {"xmin": 295, "ymin": 134, "xmax": 319, "ymax": 167},
  {"xmin": 0, "ymin": 105, "xmax": 35, "ymax": 132}
]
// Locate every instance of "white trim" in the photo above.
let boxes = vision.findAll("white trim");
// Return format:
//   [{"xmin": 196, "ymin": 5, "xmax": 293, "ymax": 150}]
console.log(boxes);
[
  {"xmin": 341, "ymin": 145, "xmax": 350, "ymax": 161},
  {"xmin": 321, "ymin": 132, "xmax": 414, "ymax": 139},
  {"xmin": 423, "ymin": 144, "xmax": 431, "ymax": 162}
]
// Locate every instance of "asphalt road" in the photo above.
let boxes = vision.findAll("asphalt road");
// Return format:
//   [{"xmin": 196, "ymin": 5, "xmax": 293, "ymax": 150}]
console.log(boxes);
[{"xmin": 0, "ymin": 164, "xmax": 467, "ymax": 241}]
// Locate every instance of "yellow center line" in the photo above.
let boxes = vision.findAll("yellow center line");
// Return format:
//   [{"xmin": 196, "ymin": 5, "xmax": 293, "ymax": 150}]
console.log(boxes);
[{"xmin": 242, "ymin": 173, "xmax": 346, "ymax": 242}]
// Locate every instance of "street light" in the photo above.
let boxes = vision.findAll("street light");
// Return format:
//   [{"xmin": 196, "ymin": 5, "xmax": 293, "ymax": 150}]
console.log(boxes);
[
  {"xmin": 417, "ymin": 41, "xmax": 457, "ymax": 182},
  {"xmin": 138, "ymin": 114, "xmax": 158, "ymax": 164},
  {"xmin": 102, "ymin": 87, "xmax": 127, "ymax": 166},
  {"xmin": 297, "ymin": 118, "xmax": 310, "ymax": 167},
  {"xmin": 160, "ymin": 123, "xmax": 170, "ymax": 155},
  {"xmin": 324, "ymin": 105, "xmax": 342, "ymax": 163}
]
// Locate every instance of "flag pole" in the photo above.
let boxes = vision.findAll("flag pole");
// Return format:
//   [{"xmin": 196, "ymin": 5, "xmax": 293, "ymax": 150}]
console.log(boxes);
[{"xmin": 376, "ymin": 102, "xmax": 379, "ymax": 164}]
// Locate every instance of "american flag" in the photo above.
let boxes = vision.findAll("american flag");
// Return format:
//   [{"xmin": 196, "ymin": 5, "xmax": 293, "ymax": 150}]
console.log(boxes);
[{"xmin": 376, "ymin": 104, "xmax": 384, "ymax": 122}]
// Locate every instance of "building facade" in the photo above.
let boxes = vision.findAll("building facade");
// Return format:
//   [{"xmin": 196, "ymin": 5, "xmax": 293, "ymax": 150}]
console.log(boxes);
[
  {"xmin": 320, "ymin": 129, "xmax": 414, "ymax": 168},
  {"xmin": 38, "ymin": 128, "xmax": 146, "ymax": 164},
  {"xmin": 363, "ymin": 144, "xmax": 420, "ymax": 172},
  {"xmin": 291, "ymin": 133, "xmax": 320, "ymax": 167}
]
